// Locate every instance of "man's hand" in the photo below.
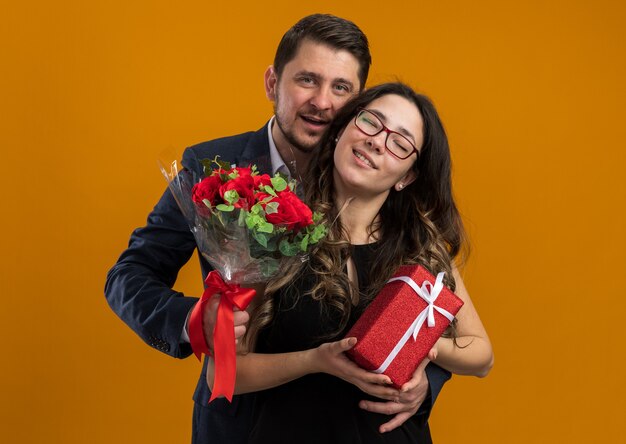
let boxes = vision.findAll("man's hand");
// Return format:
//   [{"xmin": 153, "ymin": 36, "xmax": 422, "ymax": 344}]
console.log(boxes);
[
  {"xmin": 202, "ymin": 293, "xmax": 250, "ymax": 351},
  {"xmin": 359, "ymin": 347, "xmax": 437, "ymax": 433},
  {"xmin": 233, "ymin": 307, "xmax": 250, "ymax": 343}
]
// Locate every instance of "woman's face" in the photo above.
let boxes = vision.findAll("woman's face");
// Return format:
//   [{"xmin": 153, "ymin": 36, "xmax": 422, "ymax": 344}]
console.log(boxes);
[{"xmin": 333, "ymin": 93, "xmax": 423, "ymax": 198}]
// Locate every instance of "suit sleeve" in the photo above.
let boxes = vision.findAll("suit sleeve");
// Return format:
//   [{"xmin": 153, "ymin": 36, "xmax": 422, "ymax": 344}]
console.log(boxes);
[
  {"xmin": 104, "ymin": 148, "xmax": 202, "ymax": 359},
  {"xmin": 414, "ymin": 362, "xmax": 451, "ymax": 422}
]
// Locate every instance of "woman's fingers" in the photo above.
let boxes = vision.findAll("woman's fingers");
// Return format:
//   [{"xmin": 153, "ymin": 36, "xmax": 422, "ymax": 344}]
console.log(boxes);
[
  {"xmin": 351, "ymin": 366, "xmax": 391, "ymax": 386},
  {"xmin": 331, "ymin": 337, "xmax": 357, "ymax": 353},
  {"xmin": 427, "ymin": 345, "xmax": 438, "ymax": 361},
  {"xmin": 317, "ymin": 338, "xmax": 399, "ymax": 398},
  {"xmin": 399, "ymin": 356, "xmax": 430, "ymax": 392}
]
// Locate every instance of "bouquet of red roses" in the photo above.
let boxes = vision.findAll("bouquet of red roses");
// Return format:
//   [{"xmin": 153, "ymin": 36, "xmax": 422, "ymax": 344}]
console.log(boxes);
[
  {"xmin": 160, "ymin": 156, "xmax": 326, "ymax": 401},
  {"xmin": 189, "ymin": 158, "xmax": 325, "ymax": 282}
]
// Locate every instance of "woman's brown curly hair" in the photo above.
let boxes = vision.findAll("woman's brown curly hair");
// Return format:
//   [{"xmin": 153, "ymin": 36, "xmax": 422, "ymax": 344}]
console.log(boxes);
[{"xmin": 244, "ymin": 82, "xmax": 468, "ymax": 349}]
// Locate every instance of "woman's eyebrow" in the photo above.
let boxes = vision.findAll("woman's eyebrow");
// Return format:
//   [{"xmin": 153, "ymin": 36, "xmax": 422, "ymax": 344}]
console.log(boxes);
[{"xmin": 369, "ymin": 108, "xmax": 416, "ymax": 143}]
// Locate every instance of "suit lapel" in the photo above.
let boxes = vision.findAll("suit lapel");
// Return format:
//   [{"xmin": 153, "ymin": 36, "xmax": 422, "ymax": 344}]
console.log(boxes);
[{"xmin": 235, "ymin": 123, "xmax": 273, "ymax": 175}]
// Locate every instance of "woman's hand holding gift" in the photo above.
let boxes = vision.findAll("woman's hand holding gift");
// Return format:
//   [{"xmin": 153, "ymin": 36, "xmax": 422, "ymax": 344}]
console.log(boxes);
[{"xmin": 310, "ymin": 337, "xmax": 401, "ymax": 401}]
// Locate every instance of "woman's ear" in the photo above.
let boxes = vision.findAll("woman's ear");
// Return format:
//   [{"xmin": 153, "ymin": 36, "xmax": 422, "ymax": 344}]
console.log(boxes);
[
  {"xmin": 333, "ymin": 128, "xmax": 345, "ymax": 148},
  {"xmin": 335, "ymin": 128, "xmax": 345, "ymax": 145},
  {"xmin": 264, "ymin": 66, "xmax": 277, "ymax": 101},
  {"xmin": 395, "ymin": 169, "xmax": 417, "ymax": 191}
]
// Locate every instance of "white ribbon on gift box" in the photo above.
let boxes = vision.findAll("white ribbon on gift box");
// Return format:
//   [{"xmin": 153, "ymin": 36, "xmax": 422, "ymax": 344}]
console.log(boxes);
[{"xmin": 372, "ymin": 271, "xmax": 455, "ymax": 374}]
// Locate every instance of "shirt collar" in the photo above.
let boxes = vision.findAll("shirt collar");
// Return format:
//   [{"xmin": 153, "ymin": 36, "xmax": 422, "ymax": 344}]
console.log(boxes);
[{"xmin": 267, "ymin": 116, "xmax": 291, "ymax": 179}]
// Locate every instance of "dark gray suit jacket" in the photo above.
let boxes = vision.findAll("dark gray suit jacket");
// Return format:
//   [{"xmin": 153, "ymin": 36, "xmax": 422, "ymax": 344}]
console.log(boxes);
[{"xmin": 105, "ymin": 124, "xmax": 450, "ymax": 443}]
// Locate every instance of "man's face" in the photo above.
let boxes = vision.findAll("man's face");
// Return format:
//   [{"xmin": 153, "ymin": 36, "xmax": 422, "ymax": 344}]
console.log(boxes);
[{"xmin": 265, "ymin": 39, "xmax": 362, "ymax": 154}]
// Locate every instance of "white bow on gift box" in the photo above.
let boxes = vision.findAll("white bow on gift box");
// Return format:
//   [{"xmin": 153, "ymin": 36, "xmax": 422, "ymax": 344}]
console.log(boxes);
[{"xmin": 373, "ymin": 272, "xmax": 456, "ymax": 374}]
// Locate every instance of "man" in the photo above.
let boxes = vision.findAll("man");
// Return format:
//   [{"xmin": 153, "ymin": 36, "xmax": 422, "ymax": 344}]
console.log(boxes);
[{"xmin": 105, "ymin": 14, "xmax": 450, "ymax": 443}]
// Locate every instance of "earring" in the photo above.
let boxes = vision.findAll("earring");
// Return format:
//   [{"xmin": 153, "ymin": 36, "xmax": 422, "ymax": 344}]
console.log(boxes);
[
  {"xmin": 396, "ymin": 183, "xmax": 404, "ymax": 191},
  {"xmin": 334, "ymin": 137, "xmax": 339, "ymax": 144}
]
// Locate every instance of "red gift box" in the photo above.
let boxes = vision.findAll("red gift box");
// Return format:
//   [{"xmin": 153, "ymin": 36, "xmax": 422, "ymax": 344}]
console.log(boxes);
[{"xmin": 346, "ymin": 265, "xmax": 464, "ymax": 388}]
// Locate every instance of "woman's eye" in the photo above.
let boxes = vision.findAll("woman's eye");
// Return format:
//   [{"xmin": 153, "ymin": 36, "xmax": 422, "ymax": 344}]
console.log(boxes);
[{"xmin": 394, "ymin": 139, "xmax": 411, "ymax": 152}]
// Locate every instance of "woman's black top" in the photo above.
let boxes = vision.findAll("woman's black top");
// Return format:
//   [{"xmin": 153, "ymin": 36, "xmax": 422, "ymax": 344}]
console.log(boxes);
[{"xmin": 248, "ymin": 243, "xmax": 432, "ymax": 444}]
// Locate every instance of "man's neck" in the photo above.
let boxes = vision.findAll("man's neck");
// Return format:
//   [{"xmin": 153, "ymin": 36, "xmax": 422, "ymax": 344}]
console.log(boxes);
[
  {"xmin": 282, "ymin": 145, "xmax": 311, "ymax": 178},
  {"xmin": 271, "ymin": 122, "xmax": 312, "ymax": 178}
]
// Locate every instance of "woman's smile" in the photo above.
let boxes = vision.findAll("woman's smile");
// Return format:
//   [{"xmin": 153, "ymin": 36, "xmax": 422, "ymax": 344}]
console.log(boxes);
[{"xmin": 352, "ymin": 149, "xmax": 377, "ymax": 169}]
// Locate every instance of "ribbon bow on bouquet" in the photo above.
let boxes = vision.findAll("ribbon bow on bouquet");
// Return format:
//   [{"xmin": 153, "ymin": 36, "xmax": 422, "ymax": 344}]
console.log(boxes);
[{"xmin": 189, "ymin": 271, "xmax": 256, "ymax": 402}]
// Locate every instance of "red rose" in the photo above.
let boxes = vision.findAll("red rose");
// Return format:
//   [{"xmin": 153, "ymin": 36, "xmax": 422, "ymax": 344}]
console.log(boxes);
[
  {"xmin": 263, "ymin": 190, "xmax": 313, "ymax": 231},
  {"xmin": 192, "ymin": 175, "xmax": 223, "ymax": 208},
  {"xmin": 233, "ymin": 166, "xmax": 253, "ymax": 177},
  {"xmin": 219, "ymin": 174, "xmax": 256, "ymax": 209},
  {"xmin": 253, "ymin": 173, "xmax": 272, "ymax": 189},
  {"xmin": 254, "ymin": 191, "xmax": 271, "ymax": 202}
]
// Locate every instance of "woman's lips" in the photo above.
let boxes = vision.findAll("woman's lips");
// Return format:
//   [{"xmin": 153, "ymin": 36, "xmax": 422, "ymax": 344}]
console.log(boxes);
[{"xmin": 353, "ymin": 149, "xmax": 376, "ymax": 168}]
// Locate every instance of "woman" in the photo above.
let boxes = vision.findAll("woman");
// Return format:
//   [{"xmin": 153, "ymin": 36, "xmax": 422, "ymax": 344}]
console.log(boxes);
[{"xmin": 208, "ymin": 83, "xmax": 493, "ymax": 443}]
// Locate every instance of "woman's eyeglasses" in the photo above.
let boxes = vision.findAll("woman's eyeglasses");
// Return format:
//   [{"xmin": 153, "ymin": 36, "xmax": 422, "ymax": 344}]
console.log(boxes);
[{"xmin": 353, "ymin": 108, "xmax": 419, "ymax": 160}]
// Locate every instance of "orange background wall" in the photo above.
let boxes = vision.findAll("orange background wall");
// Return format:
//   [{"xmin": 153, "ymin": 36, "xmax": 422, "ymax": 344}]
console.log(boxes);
[{"xmin": 2, "ymin": 1, "xmax": 625, "ymax": 443}]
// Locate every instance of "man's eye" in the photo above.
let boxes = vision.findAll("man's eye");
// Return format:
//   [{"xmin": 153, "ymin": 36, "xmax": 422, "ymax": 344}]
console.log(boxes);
[
  {"xmin": 299, "ymin": 77, "xmax": 314, "ymax": 84},
  {"xmin": 334, "ymin": 84, "xmax": 350, "ymax": 93}
]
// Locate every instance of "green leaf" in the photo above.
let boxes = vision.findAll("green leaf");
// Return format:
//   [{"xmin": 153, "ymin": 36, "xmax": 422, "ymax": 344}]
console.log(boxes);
[
  {"xmin": 279, "ymin": 239, "xmax": 300, "ymax": 256},
  {"xmin": 263, "ymin": 185, "xmax": 277, "ymax": 197},
  {"xmin": 237, "ymin": 208, "xmax": 247, "ymax": 226},
  {"xmin": 223, "ymin": 189, "xmax": 239, "ymax": 205},
  {"xmin": 245, "ymin": 215, "xmax": 256, "ymax": 229},
  {"xmin": 201, "ymin": 156, "xmax": 231, "ymax": 175},
  {"xmin": 253, "ymin": 231, "xmax": 268, "ymax": 248},
  {"xmin": 201, "ymin": 159, "xmax": 214, "ymax": 176},
  {"xmin": 288, "ymin": 179, "xmax": 298, "ymax": 192},
  {"xmin": 264, "ymin": 236, "xmax": 278, "ymax": 252},
  {"xmin": 271, "ymin": 176, "xmax": 288, "ymax": 192},
  {"xmin": 265, "ymin": 201, "xmax": 279, "ymax": 214},
  {"xmin": 310, "ymin": 224, "xmax": 327, "ymax": 243},
  {"xmin": 248, "ymin": 214, "xmax": 264, "ymax": 228},
  {"xmin": 214, "ymin": 157, "xmax": 232, "ymax": 171},
  {"xmin": 201, "ymin": 199, "xmax": 212, "ymax": 209},
  {"xmin": 300, "ymin": 234, "xmax": 310, "ymax": 251},
  {"xmin": 216, "ymin": 204, "xmax": 234, "ymax": 212},
  {"xmin": 275, "ymin": 171, "xmax": 289, "ymax": 182},
  {"xmin": 257, "ymin": 222, "xmax": 274, "ymax": 234},
  {"xmin": 245, "ymin": 215, "xmax": 255, "ymax": 229}
]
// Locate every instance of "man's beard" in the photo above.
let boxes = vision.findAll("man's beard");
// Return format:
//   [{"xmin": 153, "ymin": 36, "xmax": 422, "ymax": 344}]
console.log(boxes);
[{"xmin": 273, "ymin": 108, "xmax": 319, "ymax": 154}]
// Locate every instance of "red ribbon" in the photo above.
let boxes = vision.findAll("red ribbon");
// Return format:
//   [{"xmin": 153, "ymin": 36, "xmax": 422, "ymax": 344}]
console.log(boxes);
[{"xmin": 188, "ymin": 271, "xmax": 256, "ymax": 402}]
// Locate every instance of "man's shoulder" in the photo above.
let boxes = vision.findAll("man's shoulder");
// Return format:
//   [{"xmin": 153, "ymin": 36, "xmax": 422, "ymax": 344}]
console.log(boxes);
[
  {"xmin": 187, "ymin": 128, "xmax": 264, "ymax": 159},
  {"xmin": 188, "ymin": 131, "xmax": 256, "ymax": 154},
  {"xmin": 182, "ymin": 125, "xmax": 271, "ymax": 172}
]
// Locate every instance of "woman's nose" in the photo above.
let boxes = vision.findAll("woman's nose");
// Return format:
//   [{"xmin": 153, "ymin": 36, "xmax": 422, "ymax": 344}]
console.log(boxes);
[{"xmin": 366, "ymin": 132, "xmax": 387, "ymax": 154}]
